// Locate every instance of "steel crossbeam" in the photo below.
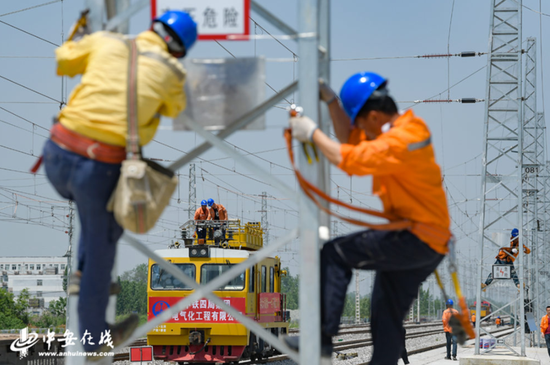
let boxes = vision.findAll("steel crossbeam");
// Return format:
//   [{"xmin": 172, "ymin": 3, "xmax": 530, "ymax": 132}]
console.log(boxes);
[
  {"xmin": 71, "ymin": 1, "xmax": 329, "ymax": 364},
  {"xmin": 476, "ymin": 0, "xmax": 526, "ymax": 355}
]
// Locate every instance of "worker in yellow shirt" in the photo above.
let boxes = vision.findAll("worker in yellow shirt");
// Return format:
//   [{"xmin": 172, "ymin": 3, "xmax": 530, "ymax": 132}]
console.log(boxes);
[
  {"xmin": 283, "ymin": 72, "xmax": 450, "ymax": 363},
  {"xmin": 40, "ymin": 10, "xmax": 197, "ymax": 356}
]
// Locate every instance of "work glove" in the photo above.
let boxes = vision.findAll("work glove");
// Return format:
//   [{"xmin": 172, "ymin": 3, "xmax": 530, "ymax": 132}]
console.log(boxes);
[
  {"xmin": 319, "ymin": 78, "xmax": 338, "ymax": 104},
  {"xmin": 512, "ymin": 248, "xmax": 518, "ymax": 254},
  {"xmin": 289, "ymin": 116, "xmax": 318, "ymax": 142}
]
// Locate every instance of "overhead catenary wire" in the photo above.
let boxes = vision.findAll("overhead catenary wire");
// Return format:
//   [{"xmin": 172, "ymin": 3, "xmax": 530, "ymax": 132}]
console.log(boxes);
[
  {"xmin": 0, "ymin": 1, "xmax": 62, "ymax": 18},
  {"xmin": 0, "ymin": 19, "xmax": 59, "ymax": 47},
  {"xmin": 0, "ymin": 75, "xmax": 63, "ymax": 104}
]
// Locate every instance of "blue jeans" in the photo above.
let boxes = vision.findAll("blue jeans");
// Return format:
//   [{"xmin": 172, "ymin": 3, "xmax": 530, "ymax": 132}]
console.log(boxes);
[
  {"xmin": 321, "ymin": 229, "xmax": 444, "ymax": 365},
  {"xmin": 545, "ymin": 334, "xmax": 550, "ymax": 357},
  {"xmin": 445, "ymin": 332, "xmax": 457, "ymax": 357},
  {"xmin": 484, "ymin": 259, "xmax": 519, "ymax": 286},
  {"xmin": 43, "ymin": 140, "xmax": 123, "ymax": 351}
]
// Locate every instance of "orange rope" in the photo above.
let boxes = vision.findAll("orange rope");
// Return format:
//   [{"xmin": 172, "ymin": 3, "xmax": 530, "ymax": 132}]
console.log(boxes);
[{"xmin": 284, "ymin": 129, "xmax": 413, "ymax": 230}]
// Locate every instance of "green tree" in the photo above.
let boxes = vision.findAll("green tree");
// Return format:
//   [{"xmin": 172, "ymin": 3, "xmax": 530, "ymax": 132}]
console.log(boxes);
[
  {"xmin": 280, "ymin": 268, "xmax": 299, "ymax": 310},
  {"xmin": 48, "ymin": 297, "xmax": 67, "ymax": 317},
  {"xmin": 0, "ymin": 288, "xmax": 31, "ymax": 329},
  {"xmin": 117, "ymin": 264, "xmax": 148, "ymax": 316},
  {"xmin": 120, "ymin": 263, "xmax": 148, "ymax": 284},
  {"xmin": 62, "ymin": 267, "xmax": 68, "ymax": 292}
]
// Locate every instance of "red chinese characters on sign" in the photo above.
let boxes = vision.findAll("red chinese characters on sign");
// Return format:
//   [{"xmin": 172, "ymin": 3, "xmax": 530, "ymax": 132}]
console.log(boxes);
[
  {"xmin": 148, "ymin": 297, "xmax": 245, "ymax": 323},
  {"xmin": 258, "ymin": 293, "xmax": 281, "ymax": 314}
]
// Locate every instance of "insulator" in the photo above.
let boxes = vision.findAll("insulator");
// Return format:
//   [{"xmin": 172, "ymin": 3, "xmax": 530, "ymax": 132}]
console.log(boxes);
[
  {"xmin": 459, "ymin": 51, "xmax": 477, "ymax": 57},
  {"xmin": 460, "ymin": 98, "xmax": 477, "ymax": 103},
  {"xmin": 419, "ymin": 54, "xmax": 453, "ymax": 58}
]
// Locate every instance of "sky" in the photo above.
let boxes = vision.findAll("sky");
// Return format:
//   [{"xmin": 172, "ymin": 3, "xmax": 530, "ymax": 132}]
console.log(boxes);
[{"xmin": 0, "ymin": 0, "xmax": 549, "ymax": 301}]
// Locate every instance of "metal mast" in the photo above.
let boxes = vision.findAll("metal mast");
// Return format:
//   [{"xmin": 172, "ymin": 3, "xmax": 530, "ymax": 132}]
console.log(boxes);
[
  {"xmin": 355, "ymin": 271, "xmax": 360, "ymax": 324},
  {"xmin": 476, "ymin": 0, "xmax": 524, "ymax": 355},
  {"xmin": 188, "ymin": 163, "xmax": 196, "ymax": 220},
  {"xmin": 261, "ymin": 191, "xmax": 269, "ymax": 245},
  {"xmin": 521, "ymin": 37, "xmax": 540, "ymax": 347}
]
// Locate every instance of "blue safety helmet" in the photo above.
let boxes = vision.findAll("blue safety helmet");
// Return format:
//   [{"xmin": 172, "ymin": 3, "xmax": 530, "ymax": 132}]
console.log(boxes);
[
  {"xmin": 446, "ymin": 299, "xmax": 454, "ymax": 306},
  {"xmin": 339, "ymin": 72, "xmax": 387, "ymax": 124},
  {"xmin": 154, "ymin": 10, "xmax": 198, "ymax": 52},
  {"xmin": 511, "ymin": 228, "xmax": 519, "ymax": 237},
  {"xmin": 200, "ymin": 200, "xmax": 207, "ymax": 206},
  {"xmin": 207, "ymin": 198, "xmax": 214, "ymax": 207}
]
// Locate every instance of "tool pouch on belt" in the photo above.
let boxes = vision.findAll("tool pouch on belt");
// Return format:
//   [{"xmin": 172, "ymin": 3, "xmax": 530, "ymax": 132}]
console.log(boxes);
[{"xmin": 106, "ymin": 39, "xmax": 178, "ymax": 234}]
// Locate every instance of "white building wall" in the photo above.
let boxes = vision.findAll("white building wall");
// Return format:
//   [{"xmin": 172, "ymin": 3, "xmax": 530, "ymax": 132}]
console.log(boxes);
[{"xmin": 1, "ymin": 256, "xmax": 67, "ymax": 314}]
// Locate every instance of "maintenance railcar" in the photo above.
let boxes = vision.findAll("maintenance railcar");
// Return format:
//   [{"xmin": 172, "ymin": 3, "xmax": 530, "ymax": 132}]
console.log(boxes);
[
  {"xmin": 469, "ymin": 300, "xmax": 492, "ymax": 318},
  {"xmin": 147, "ymin": 220, "xmax": 289, "ymax": 363}
]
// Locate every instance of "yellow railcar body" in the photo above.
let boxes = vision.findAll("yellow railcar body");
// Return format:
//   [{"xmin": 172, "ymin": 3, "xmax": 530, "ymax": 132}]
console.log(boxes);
[{"xmin": 147, "ymin": 244, "xmax": 289, "ymax": 363}]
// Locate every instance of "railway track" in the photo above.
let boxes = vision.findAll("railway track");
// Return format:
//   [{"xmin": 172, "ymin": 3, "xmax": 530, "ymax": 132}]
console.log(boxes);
[{"xmin": 111, "ymin": 321, "xmax": 447, "ymax": 363}]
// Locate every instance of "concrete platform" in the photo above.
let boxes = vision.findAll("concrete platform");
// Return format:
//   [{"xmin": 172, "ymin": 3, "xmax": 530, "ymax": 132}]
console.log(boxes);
[{"xmin": 404, "ymin": 343, "xmax": 549, "ymax": 365}]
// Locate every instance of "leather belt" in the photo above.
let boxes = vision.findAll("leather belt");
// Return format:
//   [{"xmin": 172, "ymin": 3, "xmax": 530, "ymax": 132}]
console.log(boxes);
[{"xmin": 50, "ymin": 123, "xmax": 126, "ymax": 164}]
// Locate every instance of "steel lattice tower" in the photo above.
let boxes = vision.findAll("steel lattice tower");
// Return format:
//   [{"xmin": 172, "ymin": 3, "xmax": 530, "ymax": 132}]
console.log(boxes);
[
  {"xmin": 521, "ymin": 37, "xmax": 542, "ymax": 347},
  {"xmin": 476, "ymin": 0, "xmax": 525, "ymax": 355},
  {"xmin": 188, "ymin": 163, "xmax": 196, "ymax": 220}
]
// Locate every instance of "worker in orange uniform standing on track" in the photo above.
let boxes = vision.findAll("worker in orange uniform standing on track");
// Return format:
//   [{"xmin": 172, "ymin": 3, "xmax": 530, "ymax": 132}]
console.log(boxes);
[
  {"xmin": 194, "ymin": 200, "xmax": 211, "ymax": 242},
  {"xmin": 541, "ymin": 306, "xmax": 550, "ymax": 358},
  {"xmin": 283, "ymin": 72, "xmax": 451, "ymax": 364},
  {"xmin": 39, "ymin": 10, "xmax": 197, "ymax": 357},
  {"xmin": 442, "ymin": 299, "xmax": 459, "ymax": 361}
]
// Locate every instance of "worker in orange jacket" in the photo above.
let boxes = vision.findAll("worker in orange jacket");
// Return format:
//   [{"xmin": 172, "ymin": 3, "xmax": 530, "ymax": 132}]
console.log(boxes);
[
  {"xmin": 283, "ymin": 72, "xmax": 449, "ymax": 363},
  {"xmin": 207, "ymin": 198, "xmax": 228, "ymax": 243},
  {"xmin": 481, "ymin": 228, "xmax": 530, "ymax": 290},
  {"xmin": 471, "ymin": 313, "xmax": 476, "ymax": 327},
  {"xmin": 442, "ymin": 299, "xmax": 459, "ymax": 361},
  {"xmin": 194, "ymin": 200, "xmax": 211, "ymax": 241},
  {"xmin": 541, "ymin": 306, "xmax": 550, "ymax": 357}
]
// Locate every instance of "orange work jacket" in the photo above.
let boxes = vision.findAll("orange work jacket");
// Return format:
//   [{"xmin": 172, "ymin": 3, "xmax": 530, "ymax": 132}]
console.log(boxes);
[
  {"xmin": 209, "ymin": 204, "xmax": 228, "ymax": 221},
  {"xmin": 541, "ymin": 315, "xmax": 549, "ymax": 335},
  {"xmin": 194, "ymin": 207, "xmax": 210, "ymax": 221},
  {"xmin": 442, "ymin": 308, "xmax": 459, "ymax": 333},
  {"xmin": 471, "ymin": 314, "xmax": 476, "ymax": 322},
  {"xmin": 496, "ymin": 237, "xmax": 531, "ymax": 262},
  {"xmin": 495, "ymin": 318, "xmax": 501, "ymax": 325},
  {"xmin": 338, "ymin": 110, "xmax": 451, "ymax": 254}
]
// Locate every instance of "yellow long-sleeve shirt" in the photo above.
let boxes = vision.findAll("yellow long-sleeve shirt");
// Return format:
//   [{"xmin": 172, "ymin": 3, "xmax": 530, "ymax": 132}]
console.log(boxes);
[{"xmin": 56, "ymin": 30, "xmax": 186, "ymax": 146}]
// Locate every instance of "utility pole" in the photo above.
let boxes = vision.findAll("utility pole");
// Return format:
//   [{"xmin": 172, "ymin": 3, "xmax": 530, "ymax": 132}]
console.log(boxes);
[
  {"xmin": 417, "ymin": 288, "xmax": 420, "ymax": 323},
  {"xmin": 477, "ymin": 0, "xmax": 524, "ymax": 355},
  {"xmin": 65, "ymin": 201, "xmax": 74, "ymax": 328},
  {"xmin": 261, "ymin": 192, "xmax": 269, "ymax": 245},
  {"xmin": 355, "ymin": 271, "xmax": 360, "ymax": 324},
  {"xmin": 188, "ymin": 163, "xmax": 196, "ymax": 221}
]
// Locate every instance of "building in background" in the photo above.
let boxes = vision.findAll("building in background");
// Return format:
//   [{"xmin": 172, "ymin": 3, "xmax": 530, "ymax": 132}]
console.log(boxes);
[{"xmin": 0, "ymin": 257, "xmax": 67, "ymax": 315}]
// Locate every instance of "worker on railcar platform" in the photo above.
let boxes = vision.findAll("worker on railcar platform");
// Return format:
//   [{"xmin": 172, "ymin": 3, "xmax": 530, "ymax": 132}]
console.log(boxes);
[
  {"xmin": 40, "ymin": 10, "xmax": 197, "ymax": 357},
  {"xmin": 207, "ymin": 198, "xmax": 228, "ymax": 242},
  {"xmin": 194, "ymin": 200, "xmax": 211, "ymax": 242},
  {"xmin": 284, "ymin": 72, "xmax": 450, "ymax": 364}
]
